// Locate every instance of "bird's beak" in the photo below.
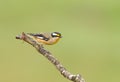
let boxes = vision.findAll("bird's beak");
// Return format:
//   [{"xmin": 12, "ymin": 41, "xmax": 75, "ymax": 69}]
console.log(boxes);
[{"xmin": 60, "ymin": 36, "xmax": 62, "ymax": 38}]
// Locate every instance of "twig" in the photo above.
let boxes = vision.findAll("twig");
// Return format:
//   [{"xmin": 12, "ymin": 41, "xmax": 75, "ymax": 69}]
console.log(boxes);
[{"xmin": 16, "ymin": 32, "xmax": 85, "ymax": 82}]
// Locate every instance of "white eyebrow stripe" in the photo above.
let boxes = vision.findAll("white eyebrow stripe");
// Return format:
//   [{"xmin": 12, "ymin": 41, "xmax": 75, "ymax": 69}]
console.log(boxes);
[{"xmin": 52, "ymin": 33, "xmax": 58, "ymax": 36}]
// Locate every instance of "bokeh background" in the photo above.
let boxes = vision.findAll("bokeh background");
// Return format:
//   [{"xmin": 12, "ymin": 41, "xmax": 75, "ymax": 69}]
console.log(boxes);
[{"xmin": 0, "ymin": 0, "xmax": 120, "ymax": 82}]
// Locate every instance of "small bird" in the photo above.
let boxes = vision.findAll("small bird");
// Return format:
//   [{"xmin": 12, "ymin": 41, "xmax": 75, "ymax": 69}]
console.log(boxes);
[{"xmin": 27, "ymin": 32, "xmax": 62, "ymax": 45}]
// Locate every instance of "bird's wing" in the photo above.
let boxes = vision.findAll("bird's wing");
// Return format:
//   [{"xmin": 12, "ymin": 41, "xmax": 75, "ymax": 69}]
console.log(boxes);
[{"xmin": 27, "ymin": 33, "xmax": 50, "ymax": 41}]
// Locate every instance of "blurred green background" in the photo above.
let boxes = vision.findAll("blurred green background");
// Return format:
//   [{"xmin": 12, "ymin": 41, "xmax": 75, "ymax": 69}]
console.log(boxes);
[{"xmin": 0, "ymin": 0, "xmax": 120, "ymax": 82}]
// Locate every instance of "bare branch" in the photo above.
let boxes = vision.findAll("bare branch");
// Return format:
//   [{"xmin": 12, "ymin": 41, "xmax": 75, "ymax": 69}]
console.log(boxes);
[{"xmin": 16, "ymin": 32, "xmax": 85, "ymax": 82}]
